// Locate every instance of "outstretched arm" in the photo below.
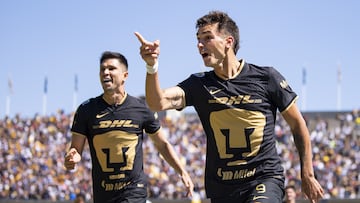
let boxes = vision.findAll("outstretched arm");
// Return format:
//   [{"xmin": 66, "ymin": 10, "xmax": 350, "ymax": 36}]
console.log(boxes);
[
  {"xmin": 282, "ymin": 103, "xmax": 324, "ymax": 203},
  {"xmin": 134, "ymin": 32, "xmax": 185, "ymax": 111},
  {"xmin": 148, "ymin": 129, "xmax": 194, "ymax": 197}
]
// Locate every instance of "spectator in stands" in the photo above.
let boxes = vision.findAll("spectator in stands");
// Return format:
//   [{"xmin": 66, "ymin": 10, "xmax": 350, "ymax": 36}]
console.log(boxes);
[
  {"xmin": 284, "ymin": 185, "xmax": 297, "ymax": 203},
  {"xmin": 73, "ymin": 193, "xmax": 86, "ymax": 203},
  {"xmin": 135, "ymin": 10, "xmax": 324, "ymax": 203},
  {"xmin": 64, "ymin": 51, "xmax": 193, "ymax": 203}
]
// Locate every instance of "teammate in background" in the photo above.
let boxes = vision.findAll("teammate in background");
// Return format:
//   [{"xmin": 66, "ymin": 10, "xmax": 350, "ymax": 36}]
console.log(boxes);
[
  {"xmin": 284, "ymin": 185, "xmax": 297, "ymax": 203},
  {"xmin": 135, "ymin": 10, "xmax": 324, "ymax": 203},
  {"xmin": 64, "ymin": 51, "xmax": 193, "ymax": 203}
]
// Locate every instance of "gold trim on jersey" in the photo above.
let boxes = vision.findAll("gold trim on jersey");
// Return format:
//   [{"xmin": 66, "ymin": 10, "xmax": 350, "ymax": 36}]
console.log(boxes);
[{"xmin": 281, "ymin": 96, "xmax": 298, "ymax": 113}]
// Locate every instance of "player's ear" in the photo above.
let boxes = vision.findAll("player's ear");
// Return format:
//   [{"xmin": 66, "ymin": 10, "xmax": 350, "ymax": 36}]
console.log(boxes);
[
  {"xmin": 225, "ymin": 35, "xmax": 234, "ymax": 49},
  {"xmin": 123, "ymin": 71, "xmax": 129, "ymax": 80}
]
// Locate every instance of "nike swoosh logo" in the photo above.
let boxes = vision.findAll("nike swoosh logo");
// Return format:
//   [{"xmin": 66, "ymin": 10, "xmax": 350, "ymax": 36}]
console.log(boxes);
[
  {"xmin": 252, "ymin": 195, "xmax": 269, "ymax": 200},
  {"xmin": 96, "ymin": 112, "xmax": 109, "ymax": 118},
  {"xmin": 209, "ymin": 89, "xmax": 223, "ymax": 95}
]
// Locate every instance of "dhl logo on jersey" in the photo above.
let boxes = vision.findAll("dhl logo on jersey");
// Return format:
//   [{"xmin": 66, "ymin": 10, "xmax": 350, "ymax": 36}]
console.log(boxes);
[
  {"xmin": 209, "ymin": 95, "xmax": 262, "ymax": 105},
  {"xmin": 95, "ymin": 120, "xmax": 139, "ymax": 129}
]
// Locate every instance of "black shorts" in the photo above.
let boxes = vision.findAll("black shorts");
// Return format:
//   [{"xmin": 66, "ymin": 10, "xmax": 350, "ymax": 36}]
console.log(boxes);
[
  {"xmin": 210, "ymin": 178, "xmax": 285, "ymax": 203},
  {"xmin": 95, "ymin": 186, "xmax": 147, "ymax": 203},
  {"xmin": 118, "ymin": 187, "xmax": 147, "ymax": 203}
]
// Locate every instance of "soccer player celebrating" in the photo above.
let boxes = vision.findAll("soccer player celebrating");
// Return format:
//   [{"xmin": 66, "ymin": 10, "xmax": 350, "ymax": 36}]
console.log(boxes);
[
  {"xmin": 64, "ymin": 51, "xmax": 193, "ymax": 203},
  {"xmin": 135, "ymin": 10, "xmax": 324, "ymax": 203}
]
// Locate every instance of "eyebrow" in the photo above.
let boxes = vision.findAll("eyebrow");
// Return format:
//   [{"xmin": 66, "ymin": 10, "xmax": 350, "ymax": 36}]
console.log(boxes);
[
  {"xmin": 100, "ymin": 64, "xmax": 117, "ymax": 69},
  {"xmin": 196, "ymin": 30, "xmax": 212, "ymax": 37}
]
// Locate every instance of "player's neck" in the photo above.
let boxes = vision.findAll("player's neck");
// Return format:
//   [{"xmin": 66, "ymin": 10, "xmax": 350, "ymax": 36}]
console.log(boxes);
[
  {"xmin": 215, "ymin": 58, "xmax": 243, "ymax": 80},
  {"xmin": 102, "ymin": 91, "xmax": 127, "ymax": 106}
]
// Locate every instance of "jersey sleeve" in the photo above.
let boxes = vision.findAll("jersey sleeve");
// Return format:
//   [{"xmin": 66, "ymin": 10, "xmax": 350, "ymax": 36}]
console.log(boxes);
[
  {"xmin": 143, "ymin": 105, "xmax": 161, "ymax": 134},
  {"xmin": 267, "ymin": 67, "xmax": 298, "ymax": 112},
  {"xmin": 71, "ymin": 100, "xmax": 90, "ymax": 136},
  {"xmin": 177, "ymin": 74, "xmax": 199, "ymax": 107}
]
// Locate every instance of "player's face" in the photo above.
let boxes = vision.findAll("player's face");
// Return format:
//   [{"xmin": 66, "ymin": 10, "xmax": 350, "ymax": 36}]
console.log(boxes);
[
  {"xmin": 99, "ymin": 58, "xmax": 128, "ymax": 93},
  {"xmin": 196, "ymin": 23, "xmax": 228, "ymax": 68}
]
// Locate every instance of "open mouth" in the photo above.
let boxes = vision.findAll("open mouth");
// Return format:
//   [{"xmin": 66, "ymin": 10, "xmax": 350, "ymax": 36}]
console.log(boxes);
[
  {"xmin": 103, "ymin": 78, "xmax": 112, "ymax": 84},
  {"xmin": 201, "ymin": 53, "xmax": 209, "ymax": 58}
]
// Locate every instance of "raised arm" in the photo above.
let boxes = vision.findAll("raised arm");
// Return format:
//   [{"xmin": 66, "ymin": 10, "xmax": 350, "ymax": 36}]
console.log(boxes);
[
  {"xmin": 281, "ymin": 103, "xmax": 324, "ymax": 202},
  {"xmin": 134, "ymin": 32, "xmax": 185, "ymax": 111}
]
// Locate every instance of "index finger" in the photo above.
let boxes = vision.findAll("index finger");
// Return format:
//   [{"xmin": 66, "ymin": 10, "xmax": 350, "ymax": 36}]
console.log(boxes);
[{"xmin": 134, "ymin": 32, "xmax": 147, "ymax": 45}]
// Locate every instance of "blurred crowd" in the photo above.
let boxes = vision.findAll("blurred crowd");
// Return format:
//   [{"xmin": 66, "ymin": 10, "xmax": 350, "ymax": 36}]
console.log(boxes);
[{"xmin": 0, "ymin": 109, "xmax": 359, "ymax": 201}]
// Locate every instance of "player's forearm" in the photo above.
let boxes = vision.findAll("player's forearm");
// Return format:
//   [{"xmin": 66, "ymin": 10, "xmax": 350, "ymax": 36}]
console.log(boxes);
[
  {"xmin": 69, "ymin": 133, "xmax": 86, "ymax": 155},
  {"xmin": 155, "ymin": 141, "xmax": 187, "ymax": 176},
  {"xmin": 293, "ymin": 130, "xmax": 315, "ymax": 178},
  {"xmin": 145, "ymin": 73, "xmax": 165, "ymax": 111},
  {"xmin": 283, "ymin": 105, "xmax": 315, "ymax": 178}
]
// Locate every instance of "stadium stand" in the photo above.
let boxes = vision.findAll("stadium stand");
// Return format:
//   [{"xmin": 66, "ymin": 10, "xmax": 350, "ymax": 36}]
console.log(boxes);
[{"xmin": 0, "ymin": 109, "xmax": 359, "ymax": 202}]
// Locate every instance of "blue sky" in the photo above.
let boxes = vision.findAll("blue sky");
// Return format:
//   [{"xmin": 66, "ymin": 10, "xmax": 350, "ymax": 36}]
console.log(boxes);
[{"xmin": 1, "ymin": 1, "xmax": 359, "ymax": 118}]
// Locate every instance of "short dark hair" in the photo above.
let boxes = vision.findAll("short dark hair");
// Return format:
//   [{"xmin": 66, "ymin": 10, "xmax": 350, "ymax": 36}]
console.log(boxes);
[
  {"xmin": 100, "ymin": 51, "xmax": 128, "ymax": 70},
  {"xmin": 196, "ymin": 11, "xmax": 240, "ymax": 54},
  {"xmin": 285, "ymin": 185, "xmax": 296, "ymax": 191}
]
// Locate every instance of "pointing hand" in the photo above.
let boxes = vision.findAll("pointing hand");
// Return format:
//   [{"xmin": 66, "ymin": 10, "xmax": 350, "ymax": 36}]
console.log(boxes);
[{"xmin": 134, "ymin": 32, "xmax": 160, "ymax": 67}]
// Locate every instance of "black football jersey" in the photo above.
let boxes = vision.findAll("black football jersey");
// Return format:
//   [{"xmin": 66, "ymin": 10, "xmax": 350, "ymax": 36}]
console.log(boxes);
[
  {"xmin": 71, "ymin": 94, "xmax": 160, "ymax": 202},
  {"xmin": 178, "ymin": 61, "xmax": 297, "ymax": 198}
]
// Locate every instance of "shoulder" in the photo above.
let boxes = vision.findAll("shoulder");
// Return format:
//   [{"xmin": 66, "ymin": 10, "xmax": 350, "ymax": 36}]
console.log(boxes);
[
  {"xmin": 124, "ymin": 94, "xmax": 154, "ymax": 113},
  {"xmin": 74, "ymin": 96, "xmax": 103, "ymax": 117},
  {"xmin": 72, "ymin": 96, "xmax": 102, "ymax": 122},
  {"xmin": 181, "ymin": 71, "xmax": 212, "ymax": 82},
  {"xmin": 126, "ymin": 94, "xmax": 147, "ymax": 106},
  {"xmin": 192, "ymin": 70, "xmax": 213, "ymax": 78},
  {"xmin": 78, "ymin": 96, "xmax": 101, "ymax": 109},
  {"xmin": 178, "ymin": 71, "xmax": 212, "ymax": 90},
  {"xmin": 245, "ymin": 62, "xmax": 284, "ymax": 81},
  {"xmin": 246, "ymin": 62, "xmax": 275, "ymax": 74},
  {"xmin": 192, "ymin": 72, "xmax": 206, "ymax": 77}
]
